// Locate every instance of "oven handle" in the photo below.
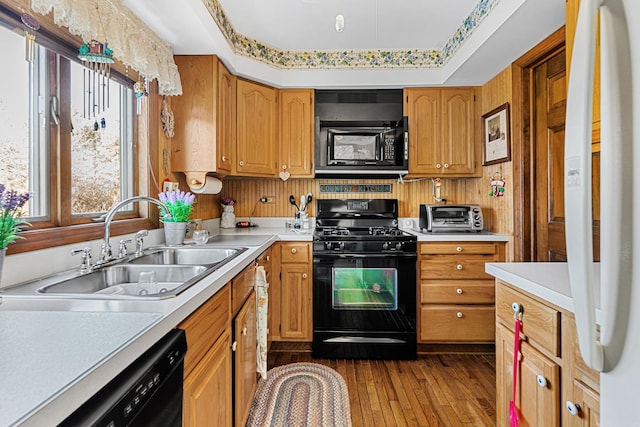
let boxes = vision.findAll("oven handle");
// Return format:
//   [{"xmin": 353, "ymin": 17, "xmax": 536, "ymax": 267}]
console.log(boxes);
[{"xmin": 313, "ymin": 253, "xmax": 417, "ymax": 259}]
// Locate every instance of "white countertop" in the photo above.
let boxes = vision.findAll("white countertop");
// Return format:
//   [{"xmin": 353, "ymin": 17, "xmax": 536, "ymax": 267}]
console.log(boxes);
[
  {"xmin": 1, "ymin": 224, "xmax": 504, "ymax": 426},
  {"xmin": 485, "ymin": 262, "xmax": 601, "ymax": 322}
]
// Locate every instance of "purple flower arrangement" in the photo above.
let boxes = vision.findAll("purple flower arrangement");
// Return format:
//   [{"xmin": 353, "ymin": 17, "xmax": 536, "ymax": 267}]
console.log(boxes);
[
  {"xmin": 0, "ymin": 184, "xmax": 31, "ymax": 249},
  {"xmin": 220, "ymin": 196, "xmax": 235, "ymax": 206},
  {"xmin": 158, "ymin": 190, "xmax": 196, "ymax": 222}
]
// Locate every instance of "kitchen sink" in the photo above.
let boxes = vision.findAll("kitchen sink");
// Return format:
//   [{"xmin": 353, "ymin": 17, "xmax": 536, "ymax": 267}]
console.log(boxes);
[{"xmin": 128, "ymin": 247, "xmax": 243, "ymax": 266}]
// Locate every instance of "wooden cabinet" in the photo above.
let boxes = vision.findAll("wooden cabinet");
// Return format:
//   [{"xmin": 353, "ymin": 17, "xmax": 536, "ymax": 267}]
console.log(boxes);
[
  {"xmin": 418, "ymin": 242, "xmax": 504, "ymax": 343},
  {"xmin": 404, "ymin": 87, "xmax": 480, "ymax": 177},
  {"xmin": 566, "ymin": 0, "xmax": 600, "ymax": 147},
  {"xmin": 236, "ymin": 79, "xmax": 277, "ymax": 176},
  {"xmin": 496, "ymin": 280, "xmax": 600, "ymax": 427},
  {"xmin": 179, "ymin": 284, "xmax": 232, "ymax": 426},
  {"xmin": 233, "ymin": 289, "xmax": 257, "ymax": 427},
  {"xmin": 255, "ymin": 248, "xmax": 272, "ymax": 349},
  {"xmin": 278, "ymin": 89, "xmax": 314, "ymax": 178},
  {"xmin": 271, "ymin": 242, "xmax": 312, "ymax": 341},
  {"xmin": 172, "ymin": 55, "xmax": 235, "ymax": 176}
]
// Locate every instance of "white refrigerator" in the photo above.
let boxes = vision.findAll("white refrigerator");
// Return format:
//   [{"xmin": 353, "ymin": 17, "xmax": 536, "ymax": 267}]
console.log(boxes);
[{"xmin": 565, "ymin": 0, "xmax": 640, "ymax": 425}]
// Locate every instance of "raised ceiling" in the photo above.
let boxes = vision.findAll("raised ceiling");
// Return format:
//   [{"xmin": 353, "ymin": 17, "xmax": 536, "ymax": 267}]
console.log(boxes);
[{"xmin": 122, "ymin": 0, "xmax": 565, "ymax": 88}]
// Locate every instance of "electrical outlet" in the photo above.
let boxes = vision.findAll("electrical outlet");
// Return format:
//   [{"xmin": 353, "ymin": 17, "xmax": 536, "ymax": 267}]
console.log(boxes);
[{"xmin": 260, "ymin": 196, "xmax": 275, "ymax": 203}]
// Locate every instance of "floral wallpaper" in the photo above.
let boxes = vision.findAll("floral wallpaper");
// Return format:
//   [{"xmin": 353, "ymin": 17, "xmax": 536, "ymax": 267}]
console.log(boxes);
[{"xmin": 201, "ymin": 0, "xmax": 499, "ymax": 69}]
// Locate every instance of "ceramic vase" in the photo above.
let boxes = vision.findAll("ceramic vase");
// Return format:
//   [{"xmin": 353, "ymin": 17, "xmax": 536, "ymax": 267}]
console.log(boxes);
[
  {"xmin": 163, "ymin": 221, "xmax": 188, "ymax": 246},
  {"xmin": 220, "ymin": 204, "xmax": 236, "ymax": 228}
]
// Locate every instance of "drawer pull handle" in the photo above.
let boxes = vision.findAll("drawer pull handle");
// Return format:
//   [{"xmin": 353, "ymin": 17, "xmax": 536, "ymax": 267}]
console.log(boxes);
[
  {"xmin": 443, "ymin": 163, "xmax": 449, "ymax": 169},
  {"xmin": 221, "ymin": 155, "xmax": 228, "ymax": 162},
  {"xmin": 566, "ymin": 401, "xmax": 581, "ymax": 416},
  {"xmin": 435, "ymin": 163, "xmax": 442, "ymax": 169},
  {"xmin": 302, "ymin": 273, "xmax": 308, "ymax": 279},
  {"xmin": 536, "ymin": 375, "xmax": 548, "ymax": 388},
  {"xmin": 239, "ymin": 160, "xmax": 245, "ymax": 167},
  {"xmin": 456, "ymin": 264, "xmax": 463, "ymax": 270},
  {"xmin": 456, "ymin": 312, "xmax": 463, "ymax": 318},
  {"xmin": 242, "ymin": 327, "xmax": 247, "ymax": 336},
  {"xmin": 456, "ymin": 288, "xmax": 463, "ymax": 295},
  {"xmin": 266, "ymin": 255, "xmax": 270, "ymax": 261},
  {"xmin": 231, "ymin": 341, "xmax": 238, "ymax": 351},
  {"xmin": 291, "ymin": 248, "xmax": 297, "ymax": 254},
  {"xmin": 456, "ymin": 246, "xmax": 462, "ymax": 252}
]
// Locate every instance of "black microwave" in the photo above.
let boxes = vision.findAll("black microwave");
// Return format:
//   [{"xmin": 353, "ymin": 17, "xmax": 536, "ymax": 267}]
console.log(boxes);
[{"xmin": 315, "ymin": 117, "xmax": 408, "ymax": 176}]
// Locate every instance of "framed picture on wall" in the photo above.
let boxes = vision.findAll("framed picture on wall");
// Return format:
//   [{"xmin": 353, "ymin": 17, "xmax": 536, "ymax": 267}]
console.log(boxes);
[{"xmin": 482, "ymin": 102, "xmax": 511, "ymax": 166}]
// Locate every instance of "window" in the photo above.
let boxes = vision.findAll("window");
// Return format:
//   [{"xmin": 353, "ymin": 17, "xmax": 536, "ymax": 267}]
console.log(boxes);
[{"xmin": 0, "ymin": 12, "xmax": 152, "ymax": 254}]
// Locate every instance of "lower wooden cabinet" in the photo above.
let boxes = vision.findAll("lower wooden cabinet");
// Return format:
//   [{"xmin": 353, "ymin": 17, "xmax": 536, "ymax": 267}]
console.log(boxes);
[
  {"xmin": 496, "ymin": 280, "xmax": 600, "ymax": 426},
  {"xmin": 233, "ymin": 290, "xmax": 257, "ymax": 427},
  {"xmin": 183, "ymin": 328, "xmax": 233, "ymax": 427}
]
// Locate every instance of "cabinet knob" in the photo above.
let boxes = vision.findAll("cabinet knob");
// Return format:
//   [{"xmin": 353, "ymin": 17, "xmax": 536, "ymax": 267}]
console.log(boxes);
[
  {"xmin": 302, "ymin": 273, "xmax": 308, "ymax": 279},
  {"xmin": 456, "ymin": 312, "xmax": 463, "ymax": 318},
  {"xmin": 266, "ymin": 255, "xmax": 270, "ymax": 262},
  {"xmin": 436, "ymin": 163, "xmax": 442, "ymax": 169},
  {"xmin": 291, "ymin": 248, "xmax": 297, "ymax": 254},
  {"xmin": 566, "ymin": 401, "xmax": 581, "ymax": 416},
  {"xmin": 231, "ymin": 341, "xmax": 238, "ymax": 351},
  {"xmin": 282, "ymin": 164, "xmax": 287, "ymax": 170},
  {"xmin": 242, "ymin": 327, "xmax": 247, "ymax": 336},
  {"xmin": 456, "ymin": 264, "xmax": 463, "ymax": 270},
  {"xmin": 239, "ymin": 160, "xmax": 245, "ymax": 167},
  {"xmin": 456, "ymin": 246, "xmax": 463, "ymax": 252},
  {"xmin": 444, "ymin": 163, "xmax": 449, "ymax": 169},
  {"xmin": 536, "ymin": 375, "xmax": 548, "ymax": 388},
  {"xmin": 221, "ymin": 155, "xmax": 228, "ymax": 162},
  {"xmin": 456, "ymin": 288, "xmax": 463, "ymax": 295}
]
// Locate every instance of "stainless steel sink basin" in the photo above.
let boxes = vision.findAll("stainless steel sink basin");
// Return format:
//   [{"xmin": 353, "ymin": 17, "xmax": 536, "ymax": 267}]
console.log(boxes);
[
  {"xmin": 36, "ymin": 264, "xmax": 208, "ymax": 297},
  {"xmin": 128, "ymin": 247, "xmax": 243, "ymax": 266},
  {"xmin": 2, "ymin": 245, "xmax": 249, "ymax": 300}
]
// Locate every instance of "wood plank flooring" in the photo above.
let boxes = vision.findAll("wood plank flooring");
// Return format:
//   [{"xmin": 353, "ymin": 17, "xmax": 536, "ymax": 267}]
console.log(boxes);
[{"xmin": 268, "ymin": 344, "xmax": 496, "ymax": 427}]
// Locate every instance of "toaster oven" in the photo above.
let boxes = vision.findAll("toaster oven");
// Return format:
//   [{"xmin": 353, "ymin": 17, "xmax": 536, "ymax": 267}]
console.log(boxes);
[{"xmin": 419, "ymin": 204, "xmax": 484, "ymax": 232}]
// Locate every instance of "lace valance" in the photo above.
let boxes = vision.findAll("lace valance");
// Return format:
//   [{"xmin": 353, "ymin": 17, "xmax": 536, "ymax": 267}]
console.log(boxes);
[{"xmin": 30, "ymin": 0, "xmax": 182, "ymax": 95}]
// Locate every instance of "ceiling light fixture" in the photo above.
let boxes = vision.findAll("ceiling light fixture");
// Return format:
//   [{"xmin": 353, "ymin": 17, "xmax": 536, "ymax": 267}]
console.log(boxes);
[{"xmin": 335, "ymin": 14, "xmax": 345, "ymax": 32}]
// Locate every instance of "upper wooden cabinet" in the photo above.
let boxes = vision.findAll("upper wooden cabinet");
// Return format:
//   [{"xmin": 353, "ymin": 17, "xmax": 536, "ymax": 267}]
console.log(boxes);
[
  {"xmin": 566, "ymin": 0, "xmax": 600, "ymax": 148},
  {"xmin": 236, "ymin": 79, "xmax": 277, "ymax": 176},
  {"xmin": 278, "ymin": 89, "xmax": 314, "ymax": 178},
  {"xmin": 172, "ymin": 55, "xmax": 235, "ymax": 176},
  {"xmin": 404, "ymin": 87, "xmax": 480, "ymax": 177}
]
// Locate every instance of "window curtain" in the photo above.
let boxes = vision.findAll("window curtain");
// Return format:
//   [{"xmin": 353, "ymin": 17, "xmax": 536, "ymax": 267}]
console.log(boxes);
[{"xmin": 30, "ymin": 0, "xmax": 182, "ymax": 96}]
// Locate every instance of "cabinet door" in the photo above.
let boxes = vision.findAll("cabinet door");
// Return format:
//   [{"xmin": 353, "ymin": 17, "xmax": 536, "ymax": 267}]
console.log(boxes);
[
  {"xmin": 236, "ymin": 79, "xmax": 277, "ymax": 176},
  {"xmin": 183, "ymin": 328, "xmax": 232, "ymax": 427},
  {"xmin": 233, "ymin": 291, "xmax": 257, "ymax": 427},
  {"xmin": 497, "ymin": 324, "xmax": 560, "ymax": 427},
  {"xmin": 565, "ymin": 380, "xmax": 600, "ymax": 427},
  {"xmin": 279, "ymin": 263, "xmax": 312, "ymax": 340},
  {"xmin": 405, "ymin": 88, "xmax": 441, "ymax": 175},
  {"xmin": 216, "ymin": 61, "xmax": 235, "ymax": 173},
  {"xmin": 279, "ymin": 89, "xmax": 314, "ymax": 177},
  {"xmin": 440, "ymin": 88, "xmax": 477, "ymax": 175}
]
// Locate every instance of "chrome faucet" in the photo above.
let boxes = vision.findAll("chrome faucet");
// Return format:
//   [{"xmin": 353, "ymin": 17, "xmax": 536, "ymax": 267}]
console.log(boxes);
[{"xmin": 99, "ymin": 196, "xmax": 170, "ymax": 264}]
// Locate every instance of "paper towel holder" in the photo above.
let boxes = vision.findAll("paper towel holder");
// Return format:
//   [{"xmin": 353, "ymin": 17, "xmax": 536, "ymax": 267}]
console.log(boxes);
[{"xmin": 183, "ymin": 171, "xmax": 223, "ymax": 194}]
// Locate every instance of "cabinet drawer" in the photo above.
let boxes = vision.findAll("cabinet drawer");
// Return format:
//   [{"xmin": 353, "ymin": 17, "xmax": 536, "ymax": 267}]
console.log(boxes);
[
  {"xmin": 421, "ymin": 281, "xmax": 495, "ymax": 304},
  {"xmin": 420, "ymin": 242, "xmax": 499, "ymax": 255},
  {"xmin": 496, "ymin": 282, "xmax": 560, "ymax": 357},
  {"xmin": 420, "ymin": 305, "xmax": 495, "ymax": 342},
  {"xmin": 280, "ymin": 243, "xmax": 310, "ymax": 263},
  {"xmin": 420, "ymin": 257, "xmax": 495, "ymax": 280},
  {"xmin": 232, "ymin": 263, "xmax": 255, "ymax": 315},
  {"xmin": 179, "ymin": 285, "xmax": 231, "ymax": 377}
]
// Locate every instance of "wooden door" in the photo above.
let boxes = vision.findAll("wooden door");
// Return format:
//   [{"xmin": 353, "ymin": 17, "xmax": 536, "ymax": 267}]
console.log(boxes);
[
  {"xmin": 534, "ymin": 49, "xmax": 568, "ymax": 261},
  {"xmin": 279, "ymin": 89, "xmax": 314, "ymax": 177},
  {"xmin": 405, "ymin": 88, "xmax": 440, "ymax": 175},
  {"xmin": 279, "ymin": 263, "xmax": 312, "ymax": 340},
  {"xmin": 236, "ymin": 79, "xmax": 277, "ymax": 176},
  {"xmin": 440, "ymin": 88, "xmax": 477, "ymax": 175},
  {"xmin": 183, "ymin": 328, "xmax": 232, "ymax": 427},
  {"xmin": 565, "ymin": 380, "xmax": 600, "ymax": 427},
  {"xmin": 216, "ymin": 61, "xmax": 235, "ymax": 174},
  {"xmin": 233, "ymin": 292, "xmax": 257, "ymax": 427}
]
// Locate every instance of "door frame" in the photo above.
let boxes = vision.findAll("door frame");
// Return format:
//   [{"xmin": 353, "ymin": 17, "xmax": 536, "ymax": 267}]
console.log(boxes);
[{"xmin": 511, "ymin": 27, "xmax": 566, "ymax": 262}]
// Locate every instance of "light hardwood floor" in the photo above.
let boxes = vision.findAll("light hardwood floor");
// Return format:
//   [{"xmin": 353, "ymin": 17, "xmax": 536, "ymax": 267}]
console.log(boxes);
[{"xmin": 268, "ymin": 344, "xmax": 496, "ymax": 427}]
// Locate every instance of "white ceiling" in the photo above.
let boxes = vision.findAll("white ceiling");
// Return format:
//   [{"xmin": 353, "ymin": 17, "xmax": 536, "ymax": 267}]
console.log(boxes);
[{"xmin": 121, "ymin": 0, "xmax": 565, "ymax": 89}]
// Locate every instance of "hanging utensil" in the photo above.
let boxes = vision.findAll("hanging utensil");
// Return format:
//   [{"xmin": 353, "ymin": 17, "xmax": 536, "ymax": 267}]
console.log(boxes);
[
  {"xmin": 300, "ymin": 195, "xmax": 306, "ymax": 212},
  {"xmin": 289, "ymin": 195, "xmax": 299, "ymax": 210},
  {"xmin": 307, "ymin": 193, "xmax": 313, "ymax": 207}
]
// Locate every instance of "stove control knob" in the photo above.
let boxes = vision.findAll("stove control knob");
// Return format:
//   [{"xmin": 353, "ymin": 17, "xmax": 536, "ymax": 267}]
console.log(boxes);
[
  {"xmin": 337, "ymin": 242, "xmax": 345, "ymax": 251},
  {"xmin": 325, "ymin": 242, "xmax": 333, "ymax": 250},
  {"xmin": 395, "ymin": 242, "xmax": 403, "ymax": 250},
  {"xmin": 382, "ymin": 242, "xmax": 390, "ymax": 250}
]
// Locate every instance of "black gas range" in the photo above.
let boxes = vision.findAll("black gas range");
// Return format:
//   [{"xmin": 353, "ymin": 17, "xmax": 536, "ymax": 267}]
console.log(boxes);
[{"xmin": 312, "ymin": 199, "xmax": 417, "ymax": 359}]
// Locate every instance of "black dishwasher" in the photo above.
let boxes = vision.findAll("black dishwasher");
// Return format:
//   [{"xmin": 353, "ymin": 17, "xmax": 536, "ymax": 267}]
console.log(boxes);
[{"xmin": 60, "ymin": 329, "xmax": 187, "ymax": 427}]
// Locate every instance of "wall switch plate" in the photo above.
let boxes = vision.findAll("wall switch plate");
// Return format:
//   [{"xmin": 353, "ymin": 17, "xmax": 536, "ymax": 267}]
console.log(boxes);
[
  {"xmin": 260, "ymin": 196, "xmax": 275, "ymax": 203},
  {"xmin": 163, "ymin": 181, "xmax": 179, "ymax": 192}
]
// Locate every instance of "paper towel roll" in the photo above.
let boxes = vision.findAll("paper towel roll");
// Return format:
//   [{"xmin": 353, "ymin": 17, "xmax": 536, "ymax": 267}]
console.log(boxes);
[{"xmin": 189, "ymin": 176, "xmax": 223, "ymax": 194}]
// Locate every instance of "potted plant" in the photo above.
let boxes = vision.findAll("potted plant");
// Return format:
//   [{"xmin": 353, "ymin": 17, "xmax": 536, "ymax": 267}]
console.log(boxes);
[
  {"xmin": 0, "ymin": 184, "xmax": 31, "ymax": 282},
  {"xmin": 158, "ymin": 190, "xmax": 195, "ymax": 245}
]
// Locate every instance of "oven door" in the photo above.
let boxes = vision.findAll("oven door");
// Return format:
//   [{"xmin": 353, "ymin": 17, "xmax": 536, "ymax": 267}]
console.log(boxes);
[{"xmin": 312, "ymin": 252, "xmax": 416, "ymax": 359}]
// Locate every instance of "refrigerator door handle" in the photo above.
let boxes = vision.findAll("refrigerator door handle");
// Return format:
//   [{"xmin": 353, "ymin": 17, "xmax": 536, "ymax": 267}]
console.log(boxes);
[{"xmin": 564, "ymin": 0, "xmax": 604, "ymax": 372}]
